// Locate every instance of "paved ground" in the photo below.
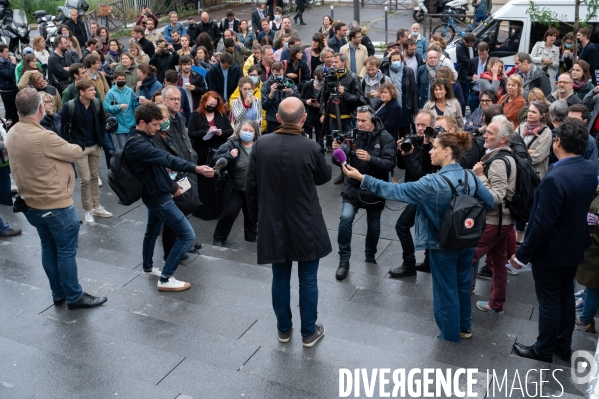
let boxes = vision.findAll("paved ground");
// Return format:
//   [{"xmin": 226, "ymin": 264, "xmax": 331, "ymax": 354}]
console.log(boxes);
[{"xmin": 0, "ymin": 149, "xmax": 596, "ymax": 398}]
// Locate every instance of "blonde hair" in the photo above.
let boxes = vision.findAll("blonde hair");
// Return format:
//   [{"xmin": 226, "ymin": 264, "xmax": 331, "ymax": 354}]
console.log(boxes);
[
  {"xmin": 527, "ymin": 88, "xmax": 549, "ymax": 105},
  {"xmin": 507, "ymin": 75, "xmax": 523, "ymax": 95}
]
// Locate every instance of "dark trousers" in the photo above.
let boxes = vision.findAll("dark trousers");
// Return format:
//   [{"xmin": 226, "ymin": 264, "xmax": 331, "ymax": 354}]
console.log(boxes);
[
  {"xmin": 532, "ymin": 264, "xmax": 578, "ymax": 358},
  {"xmin": 214, "ymin": 188, "xmax": 257, "ymax": 242},
  {"xmin": 395, "ymin": 203, "xmax": 417, "ymax": 266},
  {"xmin": 0, "ymin": 90, "xmax": 19, "ymax": 123},
  {"xmin": 460, "ymin": 81, "xmax": 470, "ymax": 116},
  {"xmin": 266, "ymin": 120, "xmax": 280, "ymax": 133},
  {"xmin": 293, "ymin": 1, "xmax": 305, "ymax": 22}
]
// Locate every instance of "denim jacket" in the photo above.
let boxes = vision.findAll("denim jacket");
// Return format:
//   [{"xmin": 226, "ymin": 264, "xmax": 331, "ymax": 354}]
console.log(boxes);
[{"xmin": 361, "ymin": 163, "xmax": 494, "ymax": 250}]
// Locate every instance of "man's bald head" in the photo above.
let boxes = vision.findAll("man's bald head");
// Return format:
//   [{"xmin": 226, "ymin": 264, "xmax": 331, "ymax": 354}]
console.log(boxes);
[{"xmin": 276, "ymin": 97, "xmax": 306, "ymax": 126}]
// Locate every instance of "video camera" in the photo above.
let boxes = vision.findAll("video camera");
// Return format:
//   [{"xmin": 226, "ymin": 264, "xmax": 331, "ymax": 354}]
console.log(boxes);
[
  {"xmin": 335, "ymin": 128, "xmax": 370, "ymax": 157},
  {"xmin": 270, "ymin": 75, "xmax": 294, "ymax": 91},
  {"xmin": 323, "ymin": 67, "xmax": 345, "ymax": 94}
]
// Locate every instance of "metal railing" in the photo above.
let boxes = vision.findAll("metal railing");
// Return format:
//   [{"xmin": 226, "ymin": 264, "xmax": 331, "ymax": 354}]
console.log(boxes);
[{"xmin": 83, "ymin": 0, "xmax": 128, "ymax": 31}]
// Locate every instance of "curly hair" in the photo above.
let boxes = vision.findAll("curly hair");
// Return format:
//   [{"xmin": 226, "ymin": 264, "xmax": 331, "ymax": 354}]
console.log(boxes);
[
  {"xmin": 199, "ymin": 91, "xmax": 226, "ymax": 114},
  {"xmin": 430, "ymin": 78, "xmax": 455, "ymax": 101}
]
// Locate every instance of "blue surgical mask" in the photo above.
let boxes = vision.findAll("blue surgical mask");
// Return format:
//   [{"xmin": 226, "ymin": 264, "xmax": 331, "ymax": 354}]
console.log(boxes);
[
  {"xmin": 565, "ymin": 43, "xmax": 573, "ymax": 49},
  {"xmin": 411, "ymin": 30, "xmax": 418, "ymax": 36},
  {"xmin": 391, "ymin": 61, "xmax": 402, "ymax": 68},
  {"xmin": 169, "ymin": 171, "xmax": 178, "ymax": 180},
  {"xmin": 240, "ymin": 131, "xmax": 254, "ymax": 142},
  {"xmin": 250, "ymin": 75, "xmax": 259, "ymax": 84},
  {"xmin": 314, "ymin": 79, "xmax": 324, "ymax": 86},
  {"xmin": 275, "ymin": 14, "xmax": 281, "ymax": 21},
  {"xmin": 284, "ymin": 42, "xmax": 289, "ymax": 49}
]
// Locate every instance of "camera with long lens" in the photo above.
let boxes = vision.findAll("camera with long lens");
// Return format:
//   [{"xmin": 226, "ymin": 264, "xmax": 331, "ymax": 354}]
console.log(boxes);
[
  {"xmin": 271, "ymin": 75, "xmax": 294, "ymax": 91},
  {"xmin": 400, "ymin": 134, "xmax": 420, "ymax": 153},
  {"xmin": 424, "ymin": 125, "xmax": 446, "ymax": 139}
]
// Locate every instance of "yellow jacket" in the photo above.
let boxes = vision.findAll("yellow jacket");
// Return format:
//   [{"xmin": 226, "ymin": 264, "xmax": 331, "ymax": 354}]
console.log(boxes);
[
  {"xmin": 229, "ymin": 82, "xmax": 267, "ymax": 132},
  {"xmin": 243, "ymin": 55, "xmax": 255, "ymax": 76}
]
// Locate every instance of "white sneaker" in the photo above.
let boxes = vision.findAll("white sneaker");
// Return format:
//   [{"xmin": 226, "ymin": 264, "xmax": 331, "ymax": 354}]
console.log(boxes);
[
  {"xmin": 157, "ymin": 276, "xmax": 191, "ymax": 292},
  {"xmin": 93, "ymin": 205, "xmax": 112, "ymax": 218},
  {"xmin": 84, "ymin": 210, "xmax": 95, "ymax": 223},
  {"xmin": 506, "ymin": 262, "xmax": 519, "ymax": 275},
  {"xmin": 143, "ymin": 267, "xmax": 161, "ymax": 276},
  {"xmin": 98, "ymin": 176, "xmax": 103, "ymax": 187}
]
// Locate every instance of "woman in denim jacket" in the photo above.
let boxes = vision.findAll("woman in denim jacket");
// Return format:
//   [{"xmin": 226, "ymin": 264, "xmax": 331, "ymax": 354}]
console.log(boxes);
[{"xmin": 343, "ymin": 131, "xmax": 494, "ymax": 342}]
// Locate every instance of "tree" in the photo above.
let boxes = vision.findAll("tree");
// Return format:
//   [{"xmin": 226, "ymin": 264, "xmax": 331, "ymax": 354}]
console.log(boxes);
[{"xmin": 526, "ymin": 0, "xmax": 599, "ymax": 63}]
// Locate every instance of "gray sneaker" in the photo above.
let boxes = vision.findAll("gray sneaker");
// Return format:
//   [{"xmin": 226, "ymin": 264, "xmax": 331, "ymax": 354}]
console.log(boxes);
[
  {"xmin": 302, "ymin": 323, "xmax": 325, "ymax": 348},
  {"xmin": 278, "ymin": 328, "xmax": 292, "ymax": 343}
]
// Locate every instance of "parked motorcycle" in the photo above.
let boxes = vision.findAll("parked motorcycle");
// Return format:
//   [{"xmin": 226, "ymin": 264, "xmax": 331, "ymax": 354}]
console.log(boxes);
[
  {"xmin": 0, "ymin": 8, "xmax": 30, "ymax": 60},
  {"xmin": 35, "ymin": 10, "xmax": 58, "ymax": 50},
  {"xmin": 413, "ymin": 0, "xmax": 468, "ymax": 22}
]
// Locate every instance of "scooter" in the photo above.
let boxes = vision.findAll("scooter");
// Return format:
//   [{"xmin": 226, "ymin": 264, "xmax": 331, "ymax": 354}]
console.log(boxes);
[
  {"xmin": 413, "ymin": 0, "xmax": 468, "ymax": 22},
  {"xmin": 0, "ymin": 9, "xmax": 30, "ymax": 60},
  {"xmin": 34, "ymin": 10, "xmax": 58, "ymax": 51}
]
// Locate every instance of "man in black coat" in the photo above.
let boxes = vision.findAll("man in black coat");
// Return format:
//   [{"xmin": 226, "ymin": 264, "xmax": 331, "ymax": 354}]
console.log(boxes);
[
  {"xmin": 577, "ymin": 27, "xmax": 599, "ymax": 85},
  {"xmin": 150, "ymin": 39, "xmax": 179, "ymax": 85},
  {"xmin": 246, "ymin": 97, "xmax": 331, "ymax": 347},
  {"xmin": 331, "ymin": 107, "xmax": 396, "ymax": 281},
  {"xmin": 131, "ymin": 26, "xmax": 155, "ymax": 59},
  {"xmin": 199, "ymin": 12, "xmax": 222, "ymax": 47},
  {"xmin": 456, "ymin": 33, "xmax": 477, "ymax": 111},
  {"xmin": 0, "ymin": 44, "xmax": 19, "ymax": 122},
  {"xmin": 511, "ymin": 118, "xmax": 598, "ymax": 363},
  {"xmin": 125, "ymin": 103, "xmax": 214, "ymax": 292},
  {"xmin": 206, "ymin": 51, "xmax": 241, "ymax": 103},
  {"xmin": 177, "ymin": 55, "xmax": 207, "ymax": 111},
  {"xmin": 251, "ymin": 3, "xmax": 267, "ymax": 33},
  {"xmin": 48, "ymin": 37, "xmax": 75, "ymax": 93}
]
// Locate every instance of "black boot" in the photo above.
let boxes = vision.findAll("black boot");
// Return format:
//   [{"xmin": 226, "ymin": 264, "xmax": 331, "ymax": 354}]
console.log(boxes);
[
  {"xmin": 299, "ymin": 16, "xmax": 307, "ymax": 25},
  {"xmin": 293, "ymin": 15, "xmax": 298, "ymax": 23},
  {"xmin": 415, "ymin": 255, "xmax": 430, "ymax": 273},
  {"xmin": 389, "ymin": 263, "xmax": 416, "ymax": 278},
  {"xmin": 336, "ymin": 261, "xmax": 349, "ymax": 280}
]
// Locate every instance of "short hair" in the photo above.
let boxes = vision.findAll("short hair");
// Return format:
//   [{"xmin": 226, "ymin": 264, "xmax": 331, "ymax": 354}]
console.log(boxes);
[
  {"xmin": 224, "ymin": 38, "xmax": 235, "ymax": 48},
  {"xmin": 431, "ymin": 35, "xmax": 447, "ymax": 49},
  {"xmin": 436, "ymin": 115, "xmax": 458, "ymax": 131},
  {"xmin": 416, "ymin": 109, "xmax": 436, "ymax": 126},
  {"xmin": 135, "ymin": 103, "xmax": 164, "ymax": 124},
  {"xmin": 156, "ymin": 38, "xmax": 166, "ymax": 46},
  {"xmin": 430, "ymin": 78, "xmax": 454, "ymax": 100},
  {"xmin": 490, "ymin": 115, "xmax": 513, "ymax": 145},
  {"xmin": 274, "ymin": 6, "xmax": 282, "ymax": 13},
  {"xmin": 334, "ymin": 22, "xmax": 346, "ymax": 32},
  {"xmin": 379, "ymin": 82, "xmax": 397, "ymax": 100},
  {"xmin": 568, "ymin": 103, "xmax": 590, "ymax": 121},
  {"xmin": 556, "ymin": 118, "xmax": 588, "ymax": 155},
  {"xmin": 0, "ymin": 44, "xmax": 8, "ymax": 53},
  {"xmin": 131, "ymin": 26, "xmax": 145, "ymax": 37},
  {"xmin": 364, "ymin": 56, "xmax": 381, "ymax": 68},
  {"xmin": 179, "ymin": 55, "xmax": 193, "ymax": 66},
  {"xmin": 463, "ymin": 33, "xmax": 476, "ymax": 44},
  {"xmin": 86, "ymin": 37, "xmax": 98, "ymax": 46},
  {"xmin": 226, "ymin": 9, "xmax": 234, "ymax": 17},
  {"xmin": 333, "ymin": 52, "xmax": 347, "ymax": 63},
  {"xmin": 16, "ymin": 88, "xmax": 42, "ymax": 117},
  {"xmin": 528, "ymin": 88, "xmax": 549, "ymax": 105},
  {"xmin": 278, "ymin": 99, "xmax": 305, "ymax": 124},
  {"xmin": 515, "ymin": 52, "xmax": 533, "ymax": 64},
  {"xmin": 83, "ymin": 53, "xmax": 100, "ymax": 68},
  {"xmin": 233, "ymin": 120, "xmax": 260, "ymax": 142},
  {"xmin": 68, "ymin": 63, "xmax": 85, "ymax": 79},
  {"xmin": 164, "ymin": 70, "xmax": 178, "ymax": 83},
  {"xmin": 484, "ymin": 104, "xmax": 504, "ymax": 124},
  {"xmin": 220, "ymin": 51, "xmax": 233, "ymax": 65},
  {"xmin": 260, "ymin": 17, "xmax": 269, "ymax": 24},
  {"xmin": 320, "ymin": 47, "xmax": 334, "ymax": 61},
  {"xmin": 549, "ymin": 100, "xmax": 569, "ymax": 123},
  {"xmin": 396, "ymin": 28, "xmax": 409, "ymax": 40},
  {"xmin": 479, "ymin": 90, "xmax": 498, "ymax": 104},
  {"xmin": 435, "ymin": 131, "xmax": 472, "ymax": 161},
  {"xmin": 247, "ymin": 64, "xmax": 262, "ymax": 75},
  {"xmin": 169, "ymin": 11, "xmax": 178, "ymax": 17},
  {"xmin": 162, "ymin": 84, "xmax": 180, "ymax": 99},
  {"xmin": 403, "ymin": 38, "xmax": 416, "ymax": 50},
  {"xmin": 435, "ymin": 66, "xmax": 455, "ymax": 84},
  {"xmin": 348, "ymin": 28, "xmax": 361, "ymax": 40},
  {"xmin": 544, "ymin": 27, "xmax": 559, "ymax": 40},
  {"xmin": 76, "ymin": 79, "xmax": 95, "ymax": 94},
  {"xmin": 388, "ymin": 50, "xmax": 402, "ymax": 61},
  {"xmin": 271, "ymin": 61, "xmax": 284, "ymax": 72},
  {"xmin": 507, "ymin": 75, "xmax": 523, "ymax": 95},
  {"xmin": 252, "ymin": 43, "xmax": 262, "ymax": 51},
  {"xmin": 357, "ymin": 105, "xmax": 376, "ymax": 121},
  {"xmin": 261, "ymin": 44, "xmax": 273, "ymax": 55},
  {"xmin": 477, "ymin": 41, "xmax": 489, "ymax": 52},
  {"xmin": 579, "ymin": 27, "xmax": 591, "ymax": 39},
  {"xmin": 113, "ymin": 70, "xmax": 126, "ymax": 79}
]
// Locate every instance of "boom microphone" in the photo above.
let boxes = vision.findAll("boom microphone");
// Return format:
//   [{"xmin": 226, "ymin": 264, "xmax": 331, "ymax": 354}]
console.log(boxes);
[
  {"xmin": 214, "ymin": 158, "xmax": 228, "ymax": 174},
  {"xmin": 333, "ymin": 149, "xmax": 348, "ymax": 166}
]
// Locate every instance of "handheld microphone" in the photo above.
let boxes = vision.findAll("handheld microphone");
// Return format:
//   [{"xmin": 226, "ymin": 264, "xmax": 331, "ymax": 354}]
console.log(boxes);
[
  {"xmin": 214, "ymin": 158, "xmax": 228, "ymax": 174},
  {"xmin": 333, "ymin": 149, "xmax": 348, "ymax": 167}
]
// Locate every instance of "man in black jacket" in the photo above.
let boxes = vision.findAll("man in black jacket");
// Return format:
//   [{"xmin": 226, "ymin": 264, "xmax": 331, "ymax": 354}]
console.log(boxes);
[
  {"xmin": 261, "ymin": 61, "xmax": 300, "ymax": 132},
  {"xmin": 456, "ymin": 33, "xmax": 477, "ymax": 112},
  {"xmin": 332, "ymin": 107, "xmax": 396, "ymax": 280},
  {"xmin": 251, "ymin": 3, "xmax": 266, "ymax": 33},
  {"xmin": 207, "ymin": 51, "xmax": 240, "ymax": 103},
  {"xmin": 150, "ymin": 39, "xmax": 179, "ymax": 85},
  {"xmin": 577, "ymin": 27, "xmax": 599, "ymax": 85},
  {"xmin": 199, "ymin": 12, "xmax": 222, "ymax": 47},
  {"xmin": 466, "ymin": 42, "xmax": 489, "ymax": 113},
  {"xmin": 48, "ymin": 37, "xmax": 75, "ymax": 92},
  {"xmin": 514, "ymin": 52, "xmax": 552, "ymax": 98},
  {"xmin": 391, "ymin": 110, "xmax": 435, "ymax": 278},
  {"xmin": 0, "ymin": 44, "xmax": 19, "ymax": 122},
  {"xmin": 125, "ymin": 103, "xmax": 214, "ymax": 292},
  {"xmin": 511, "ymin": 118, "xmax": 597, "ymax": 363},
  {"xmin": 59, "ymin": 80, "xmax": 111, "ymax": 224},
  {"xmin": 131, "ymin": 26, "xmax": 155, "ymax": 59},
  {"xmin": 177, "ymin": 55, "xmax": 206, "ymax": 111}
]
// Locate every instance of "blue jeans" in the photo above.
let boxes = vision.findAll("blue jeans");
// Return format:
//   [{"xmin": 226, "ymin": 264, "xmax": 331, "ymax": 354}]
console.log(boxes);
[
  {"xmin": 25, "ymin": 206, "xmax": 84, "ymax": 303},
  {"xmin": 0, "ymin": 215, "xmax": 9, "ymax": 233},
  {"xmin": 468, "ymin": 91, "xmax": 480, "ymax": 114},
  {"xmin": 580, "ymin": 287, "xmax": 599, "ymax": 324},
  {"xmin": 272, "ymin": 259, "xmax": 319, "ymax": 337},
  {"xmin": 338, "ymin": 202, "xmax": 382, "ymax": 262},
  {"xmin": 430, "ymin": 247, "xmax": 475, "ymax": 342},
  {"xmin": 114, "ymin": 133, "xmax": 128, "ymax": 150},
  {"xmin": 329, "ymin": 118, "xmax": 355, "ymax": 135},
  {"xmin": 102, "ymin": 133, "xmax": 116, "ymax": 169},
  {"xmin": 0, "ymin": 165, "xmax": 12, "ymax": 206},
  {"xmin": 142, "ymin": 199, "xmax": 195, "ymax": 279}
]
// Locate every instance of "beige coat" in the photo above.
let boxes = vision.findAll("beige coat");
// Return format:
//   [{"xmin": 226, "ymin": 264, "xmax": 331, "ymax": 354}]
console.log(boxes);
[
  {"xmin": 88, "ymin": 72, "xmax": 111, "ymax": 101},
  {"xmin": 6, "ymin": 117, "xmax": 82, "ymax": 210},
  {"xmin": 478, "ymin": 146, "xmax": 517, "ymax": 225},
  {"xmin": 339, "ymin": 43, "xmax": 368, "ymax": 78},
  {"xmin": 422, "ymin": 99, "xmax": 464, "ymax": 129},
  {"xmin": 517, "ymin": 123, "xmax": 552, "ymax": 180}
]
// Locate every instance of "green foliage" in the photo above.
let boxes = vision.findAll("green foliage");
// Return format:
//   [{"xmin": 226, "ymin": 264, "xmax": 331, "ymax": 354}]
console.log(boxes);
[
  {"xmin": 110, "ymin": 28, "xmax": 130, "ymax": 39},
  {"xmin": 12, "ymin": 0, "xmax": 61, "ymax": 20},
  {"xmin": 526, "ymin": 0, "xmax": 599, "ymax": 29}
]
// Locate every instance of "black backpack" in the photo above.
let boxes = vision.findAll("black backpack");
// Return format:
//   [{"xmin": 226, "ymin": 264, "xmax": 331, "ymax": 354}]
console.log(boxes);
[
  {"xmin": 483, "ymin": 148, "xmax": 540, "ymax": 224},
  {"xmin": 107, "ymin": 135, "xmax": 149, "ymax": 206},
  {"xmin": 438, "ymin": 169, "xmax": 487, "ymax": 250}
]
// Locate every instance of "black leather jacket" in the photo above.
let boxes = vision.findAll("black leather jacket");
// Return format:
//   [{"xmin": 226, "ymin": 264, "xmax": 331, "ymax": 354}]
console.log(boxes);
[{"xmin": 319, "ymin": 69, "xmax": 365, "ymax": 118}]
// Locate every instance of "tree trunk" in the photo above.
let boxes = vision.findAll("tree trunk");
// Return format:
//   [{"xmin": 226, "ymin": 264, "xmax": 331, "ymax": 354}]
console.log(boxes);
[{"xmin": 573, "ymin": 0, "xmax": 580, "ymax": 63}]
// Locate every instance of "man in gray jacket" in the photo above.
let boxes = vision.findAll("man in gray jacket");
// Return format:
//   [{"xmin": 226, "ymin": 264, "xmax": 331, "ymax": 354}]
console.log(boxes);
[{"xmin": 514, "ymin": 52, "xmax": 552, "ymax": 99}]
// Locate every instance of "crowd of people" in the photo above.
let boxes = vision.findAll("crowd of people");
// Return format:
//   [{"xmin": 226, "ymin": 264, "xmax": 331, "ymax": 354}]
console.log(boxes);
[{"xmin": 0, "ymin": 5, "xmax": 599, "ymax": 354}]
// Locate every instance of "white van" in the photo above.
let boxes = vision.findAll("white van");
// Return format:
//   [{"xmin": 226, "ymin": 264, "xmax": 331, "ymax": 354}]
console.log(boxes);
[{"xmin": 446, "ymin": 0, "xmax": 599, "ymax": 67}]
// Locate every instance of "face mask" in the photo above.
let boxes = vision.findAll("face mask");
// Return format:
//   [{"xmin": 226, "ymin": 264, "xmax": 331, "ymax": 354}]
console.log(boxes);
[
  {"xmin": 565, "ymin": 43, "xmax": 573, "ymax": 49},
  {"xmin": 275, "ymin": 15, "xmax": 281, "ymax": 21},
  {"xmin": 160, "ymin": 119, "xmax": 170, "ymax": 131},
  {"xmin": 116, "ymin": 80, "xmax": 126, "ymax": 87},
  {"xmin": 314, "ymin": 80, "xmax": 323, "ymax": 86},
  {"xmin": 250, "ymin": 75, "xmax": 259, "ymax": 84},
  {"xmin": 169, "ymin": 171, "xmax": 178, "ymax": 180},
  {"xmin": 391, "ymin": 61, "xmax": 402, "ymax": 68},
  {"xmin": 411, "ymin": 30, "xmax": 418, "ymax": 36},
  {"xmin": 206, "ymin": 105, "xmax": 216, "ymax": 113},
  {"xmin": 62, "ymin": 33, "xmax": 69, "ymax": 38},
  {"xmin": 240, "ymin": 131, "xmax": 255, "ymax": 142}
]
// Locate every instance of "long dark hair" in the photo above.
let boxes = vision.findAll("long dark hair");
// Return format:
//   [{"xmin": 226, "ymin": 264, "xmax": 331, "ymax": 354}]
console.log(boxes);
[{"xmin": 196, "ymin": 33, "xmax": 214, "ymax": 56}]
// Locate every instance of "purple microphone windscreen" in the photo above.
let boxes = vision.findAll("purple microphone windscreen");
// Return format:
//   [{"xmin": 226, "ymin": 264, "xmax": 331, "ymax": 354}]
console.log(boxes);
[{"xmin": 333, "ymin": 149, "xmax": 347, "ymax": 165}]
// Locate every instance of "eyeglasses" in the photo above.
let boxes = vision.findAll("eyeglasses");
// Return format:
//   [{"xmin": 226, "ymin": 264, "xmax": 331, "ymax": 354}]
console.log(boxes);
[
  {"xmin": 557, "ymin": 81, "xmax": 572, "ymax": 85},
  {"xmin": 43, "ymin": 100, "xmax": 53, "ymax": 105},
  {"xmin": 165, "ymin": 97, "xmax": 181, "ymax": 102},
  {"xmin": 480, "ymin": 99, "xmax": 492, "ymax": 103}
]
